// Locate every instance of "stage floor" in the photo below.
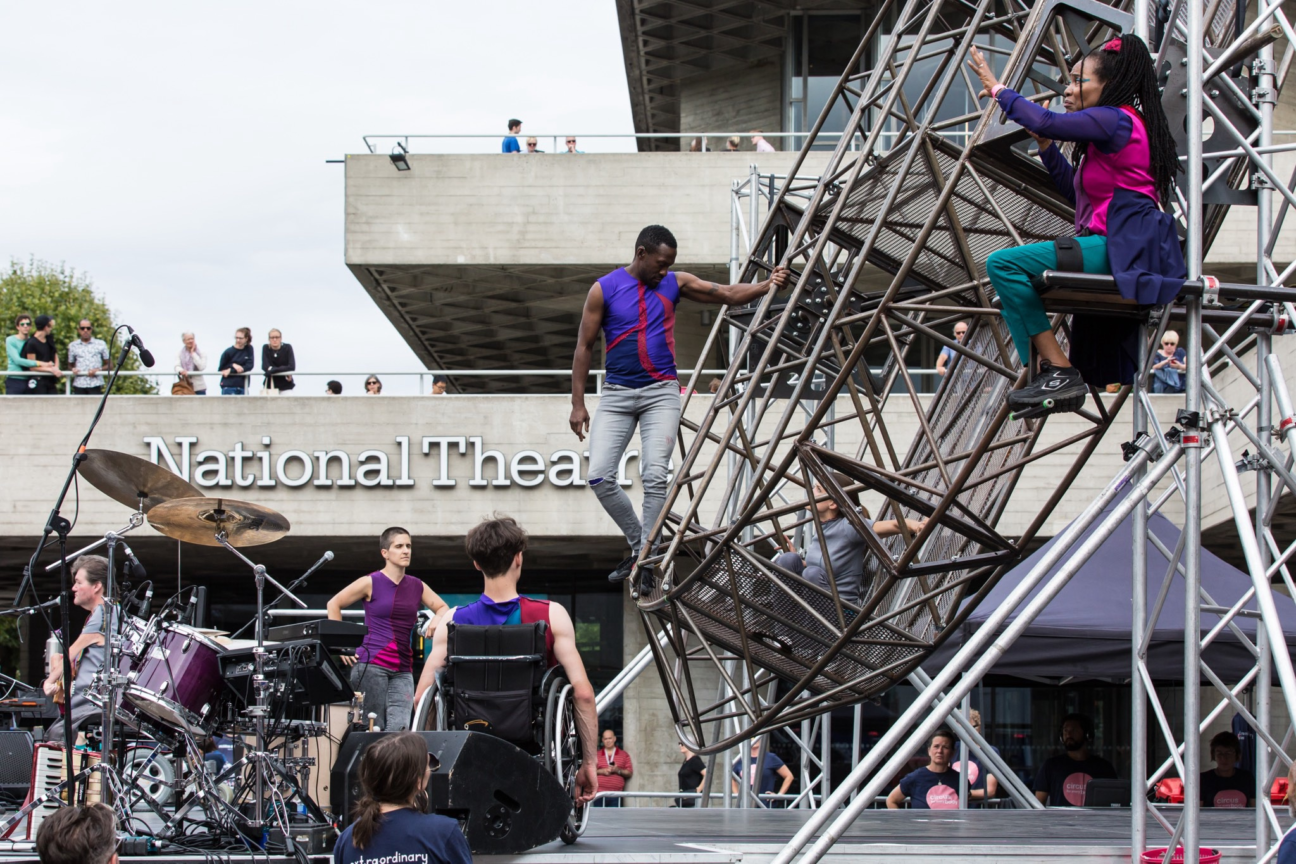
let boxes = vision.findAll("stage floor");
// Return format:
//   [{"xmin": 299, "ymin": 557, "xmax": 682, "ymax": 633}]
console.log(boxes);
[{"xmin": 0, "ymin": 807, "xmax": 1276, "ymax": 863}]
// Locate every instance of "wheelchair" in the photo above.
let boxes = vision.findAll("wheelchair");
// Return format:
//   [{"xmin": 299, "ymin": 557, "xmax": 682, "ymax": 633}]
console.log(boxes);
[{"xmin": 412, "ymin": 620, "xmax": 589, "ymax": 844}]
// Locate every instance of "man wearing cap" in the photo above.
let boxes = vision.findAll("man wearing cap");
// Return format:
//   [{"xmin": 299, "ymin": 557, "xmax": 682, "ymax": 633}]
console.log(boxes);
[{"xmin": 23, "ymin": 315, "xmax": 62, "ymax": 394}]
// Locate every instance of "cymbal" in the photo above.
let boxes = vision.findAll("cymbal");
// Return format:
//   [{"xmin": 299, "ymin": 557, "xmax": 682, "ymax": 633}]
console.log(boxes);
[
  {"xmin": 147, "ymin": 497, "xmax": 290, "ymax": 547},
  {"xmin": 78, "ymin": 449, "xmax": 202, "ymax": 512}
]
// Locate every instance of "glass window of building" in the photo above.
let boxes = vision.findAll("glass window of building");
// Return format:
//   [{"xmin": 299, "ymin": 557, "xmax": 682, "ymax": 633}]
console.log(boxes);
[{"xmin": 787, "ymin": 12, "xmax": 872, "ymax": 151}]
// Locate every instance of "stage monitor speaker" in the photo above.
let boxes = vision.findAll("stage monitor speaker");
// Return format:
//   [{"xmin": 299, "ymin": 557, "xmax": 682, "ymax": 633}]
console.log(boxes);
[
  {"xmin": 331, "ymin": 730, "xmax": 570, "ymax": 854},
  {"xmin": 0, "ymin": 731, "xmax": 32, "ymax": 804}
]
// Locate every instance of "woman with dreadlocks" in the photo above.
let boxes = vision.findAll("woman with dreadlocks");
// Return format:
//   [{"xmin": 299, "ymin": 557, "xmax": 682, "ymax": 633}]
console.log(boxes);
[{"xmin": 968, "ymin": 35, "xmax": 1185, "ymax": 418}]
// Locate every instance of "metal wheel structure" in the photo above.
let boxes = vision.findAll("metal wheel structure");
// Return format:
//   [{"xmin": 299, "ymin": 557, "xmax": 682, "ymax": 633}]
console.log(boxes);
[
  {"xmin": 543, "ymin": 675, "xmax": 589, "ymax": 844},
  {"xmin": 629, "ymin": 0, "xmax": 1296, "ymax": 859}
]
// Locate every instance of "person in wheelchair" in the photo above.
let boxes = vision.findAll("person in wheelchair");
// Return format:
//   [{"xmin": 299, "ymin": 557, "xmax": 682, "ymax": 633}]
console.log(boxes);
[
  {"xmin": 414, "ymin": 514, "xmax": 599, "ymax": 806},
  {"xmin": 967, "ymin": 35, "xmax": 1184, "ymax": 419}
]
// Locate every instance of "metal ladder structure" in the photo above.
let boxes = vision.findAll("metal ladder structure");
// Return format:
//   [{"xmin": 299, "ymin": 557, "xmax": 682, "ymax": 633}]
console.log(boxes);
[{"xmin": 628, "ymin": 0, "xmax": 1296, "ymax": 858}]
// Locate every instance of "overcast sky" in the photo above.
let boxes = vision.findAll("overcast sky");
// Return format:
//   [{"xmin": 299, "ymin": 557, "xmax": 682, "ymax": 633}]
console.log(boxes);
[{"xmin": 1, "ymin": 2, "xmax": 635, "ymax": 395}]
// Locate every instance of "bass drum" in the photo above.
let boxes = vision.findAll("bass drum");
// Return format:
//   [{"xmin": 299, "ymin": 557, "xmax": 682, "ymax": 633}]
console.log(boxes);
[{"xmin": 124, "ymin": 621, "xmax": 226, "ymax": 735}]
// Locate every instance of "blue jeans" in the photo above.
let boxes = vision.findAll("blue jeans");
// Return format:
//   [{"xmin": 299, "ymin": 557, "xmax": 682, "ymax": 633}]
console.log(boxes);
[
  {"xmin": 592, "ymin": 796, "xmax": 622, "ymax": 807},
  {"xmin": 220, "ymin": 385, "xmax": 245, "ymax": 395},
  {"xmin": 587, "ymin": 380, "xmax": 682, "ymax": 556}
]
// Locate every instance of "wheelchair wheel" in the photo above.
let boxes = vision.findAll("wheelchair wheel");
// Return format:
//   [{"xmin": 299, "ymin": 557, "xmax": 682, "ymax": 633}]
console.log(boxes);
[{"xmin": 543, "ymin": 674, "xmax": 588, "ymax": 844}]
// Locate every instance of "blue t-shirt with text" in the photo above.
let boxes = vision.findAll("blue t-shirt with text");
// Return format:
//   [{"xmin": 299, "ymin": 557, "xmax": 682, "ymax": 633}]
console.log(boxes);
[
  {"xmin": 899, "ymin": 766, "xmax": 960, "ymax": 809},
  {"xmin": 334, "ymin": 808, "xmax": 472, "ymax": 864}
]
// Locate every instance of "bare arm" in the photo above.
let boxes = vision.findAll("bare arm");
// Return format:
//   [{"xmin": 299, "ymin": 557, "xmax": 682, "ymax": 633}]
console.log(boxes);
[
  {"xmin": 569, "ymin": 283, "xmax": 605, "ymax": 442},
  {"xmin": 935, "ymin": 351, "xmax": 949, "ymax": 376},
  {"xmin": 875, "ymin": 518, "xmax": 927, "ymax": 537},
  {"xmin": 326, "ymin": 576, "xmax": 371, "ymax": 620},
  {"xmin": 776, "ymin": 764, "xmax": 793, "ymax": 795},
  {"xmin": 676, "ymin": 266, "xmax": 790, "ymax": 306},
  {"xmin": 420, "ymin": 583, "xmax": 449, "ymax": 616},
  {"xmin": 549, "ymin": 603, "xmax": 599, "ymax": 803},
  {"xmin": 413, "ymin": 617, "xmax": 450, "ymax": 707},
  {"xmin": 886, "ymin": 785, "xmax": 906, "ymax": 809},
  {"xmin": 1035, "ymin": 790, "xmax": 1049, "ymax": 805}
]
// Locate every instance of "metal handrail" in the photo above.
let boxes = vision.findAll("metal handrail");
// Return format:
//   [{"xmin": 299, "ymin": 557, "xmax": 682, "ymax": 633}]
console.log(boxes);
[{"xmin": 363, "ymin": 130, "xmax": 859, "ymax": 154}]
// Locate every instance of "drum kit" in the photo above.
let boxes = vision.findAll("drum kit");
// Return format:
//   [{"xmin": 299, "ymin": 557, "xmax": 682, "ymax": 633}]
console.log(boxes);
[{"xmin": 3, "ymin": 449, "xmax": 335, "ymax": 850}]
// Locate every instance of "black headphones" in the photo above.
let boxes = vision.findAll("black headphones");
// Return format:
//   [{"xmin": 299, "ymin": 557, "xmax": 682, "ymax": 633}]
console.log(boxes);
[{"xmin": 1058, "ymin": 713, "xmax": 1094, "ymax": 745}]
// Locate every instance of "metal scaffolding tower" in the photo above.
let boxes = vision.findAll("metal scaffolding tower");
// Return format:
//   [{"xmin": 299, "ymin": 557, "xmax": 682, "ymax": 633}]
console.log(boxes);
[{"xmin": 631, "ymin": 0, "xmax": 1296, "ymax": 859}]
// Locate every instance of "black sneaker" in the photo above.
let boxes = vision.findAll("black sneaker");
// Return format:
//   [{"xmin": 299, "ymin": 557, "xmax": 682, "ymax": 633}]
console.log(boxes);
[
  {"xmin": 1007, "ymin": 361, "xmax": 1087, "ymax": 419},
  {"xmin": 608, "ymin": 555, "xmax": 635, "ymax": 583},
  {"xmin": 635, "ymin": 562, "xmax": 656, "ymax": 599}
]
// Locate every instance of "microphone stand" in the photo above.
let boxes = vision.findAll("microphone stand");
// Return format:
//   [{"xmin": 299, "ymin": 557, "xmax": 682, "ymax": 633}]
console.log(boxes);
[
  {"xmin": 13, "ymin": 335, "xmax": 140, "ymax": 799},
  {"xmin": 229, "ymin": 550, "xmax": 331, "ymax": 641}
]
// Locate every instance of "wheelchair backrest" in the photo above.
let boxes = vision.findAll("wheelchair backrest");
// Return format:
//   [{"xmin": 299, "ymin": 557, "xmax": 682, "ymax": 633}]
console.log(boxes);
[{"xmin": 443, "ymin": 621, "xmax": 549, "ymax": 748}]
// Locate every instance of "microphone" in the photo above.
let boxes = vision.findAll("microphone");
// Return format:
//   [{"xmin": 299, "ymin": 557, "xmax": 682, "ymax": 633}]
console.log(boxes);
[
  {"xmin": 120, "ymin": 543, "xmax": 147, "ymax": 579},
  {"xmin": 137, "ymin": 583, "xmax": 154, "ymax": 619},
  {"xmin": 126, "ymin": 328, "xmax": 155, "ymax": 368}
]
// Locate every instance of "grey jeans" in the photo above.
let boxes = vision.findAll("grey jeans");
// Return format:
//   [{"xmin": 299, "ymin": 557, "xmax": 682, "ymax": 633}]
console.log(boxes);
[
  {"xmin": 587, "ymin": 380, "xmax": 682, "ymax": 556},
  {"xmin": 350, "ymin": 663, "xmax": 415, "ymax": 732}
]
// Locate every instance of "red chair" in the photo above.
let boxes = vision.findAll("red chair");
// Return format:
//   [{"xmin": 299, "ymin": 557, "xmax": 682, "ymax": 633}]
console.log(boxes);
[
  {"xmin": 1271, "ymin": 776, "xmax": 1288, "ymax": 805},
  {"xmin": 1155, "ymin": 777, "xmax": 1185, "ymax": 803}
]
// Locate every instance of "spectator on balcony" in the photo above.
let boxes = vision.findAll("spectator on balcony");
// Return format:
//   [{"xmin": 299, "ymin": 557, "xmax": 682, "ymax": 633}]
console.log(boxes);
[
  {"xmin": 430, "ymin": 375, "xmax": 447, "ymax": 395},
  {"xmin": 725, "ymin": 136, "xmax": 741, "ymax": 152},
  {"xmin": 1201, "ymin": 731, "xmax": 1255, "ymax": 808},
  {"xmin": 364, "ymin": 375, "xmax": 383, "ymax": 395},
  {"xmin": 67, "ymin": 320, "xmax": 110, "ymax": 396},
  {"xmin": 751, "ymin": 130, "xmax": 776, "ymax": 153},
  {"xmin": 1151, "ymin": 329, "xmax": 1186, "ymax": 393},
  {"xmin": 24, "ymin": 315, "xmax": 62, "ymax": 394},
  {"xmin": 5, "ymin": 314, "xmax": 37, "ymax": 395},
  {"xmin": 261, "ymin": 328, "xmax": 296, "ymax": 393},
  {"xmin": 689, "ymin": 138, "xmax": 704, "ymax": 152},
  {"xmin": 326, "ymin": 380, "xmax": 343, "ymax": 395},
  {"xmin": 525, "ymin": 137, "xmax": 541, "ymax": 153},
  {"xmin": 774, "ymin": 473, "xmax": 926, "ymax": 605},
  {"xmin": 218, "ymin": 327, "xmax": 254, "ymax": 396},
  {"xmin": 936, "ymin": 321, "xmax": 969, "ymax": 377},
  {"xmin": 176, "ymin": 332, "xmax": 208, "ymax": 395},
  {"xmin": 564, "ymin": 137, "xmax": 584, "ymax": 154},
  {"xmin": 502, "ymin": 119, "xmax": 522, "ymax": 154}
]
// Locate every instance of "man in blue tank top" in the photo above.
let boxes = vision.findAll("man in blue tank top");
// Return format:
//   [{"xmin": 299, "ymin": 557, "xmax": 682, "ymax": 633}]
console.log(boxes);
[{"xmin": 570, "ymin": 224, "xmax": 789, "ymax": 589}]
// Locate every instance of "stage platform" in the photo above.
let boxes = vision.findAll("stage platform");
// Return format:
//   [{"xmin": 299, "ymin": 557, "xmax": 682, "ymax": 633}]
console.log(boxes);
[{"xmin": 0, "ymin": 808, "xmax": 1275, "ymax": 863}]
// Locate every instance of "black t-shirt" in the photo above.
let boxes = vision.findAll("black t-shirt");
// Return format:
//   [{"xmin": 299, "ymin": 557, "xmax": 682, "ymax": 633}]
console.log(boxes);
[
  {"xmin": 23, "ymin": 336, "xmax": 57, "ymax": 393},
  {"xmin": 1034, "ymin": 754, "xmax": 1118, "ymax": 806},
  {"xmin": 899, "ymin": 766, "xmax": 960, "ymax": 809},
  {"xmin": 334, "ymin": 808, "xmax": 471, "ymax": 864},
  {"xmin": 261, "ymin": 343, "xmax": 295, "ymax": 390},
  {"xmin": 679, "ymin": 754, "xmax": 705, "ymax": 792},
  {"xmin": 1201, "ymin": 768, "xmax": 1255, "ymax": 808}
]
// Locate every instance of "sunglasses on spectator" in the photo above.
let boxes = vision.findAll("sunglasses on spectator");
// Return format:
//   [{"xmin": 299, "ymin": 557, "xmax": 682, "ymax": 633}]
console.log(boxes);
[
  {"xmin": 366, "ymin": 380, "xmax": 379, "ymax": 386},
  {"xmin": 17, "ymin": 321, "xmax": 30, "ymax": 327},
  {"xmin": 1163, "ymin": 340, "xmax": 1177, "ymax": 346},
  {"xmin": 79, "ymin": 325, "xmax": 93, "ymax": 331},
  {"xmin": 566, "ymin": 140, "xmax": 576, "ymax": 144}
]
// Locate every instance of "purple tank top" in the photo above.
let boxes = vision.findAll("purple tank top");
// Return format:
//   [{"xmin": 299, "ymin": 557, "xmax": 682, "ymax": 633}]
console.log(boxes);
[
  {"xmin": 599, "ymin": 267, "xmax": 681, "ymax": 389},
  {"xmin": 1076, "ymin": 106, "xmax": 1158, "ymax": 235},
  {"xmin": 356, "ymin": 572, "xmax": 423, "ymax": 673}
]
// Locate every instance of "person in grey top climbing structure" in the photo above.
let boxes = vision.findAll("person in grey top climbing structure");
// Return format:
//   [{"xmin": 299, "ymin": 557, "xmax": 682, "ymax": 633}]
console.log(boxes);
[{"xmin": 775, "ymin": 472, "xmax": 925, "ymax": 604}]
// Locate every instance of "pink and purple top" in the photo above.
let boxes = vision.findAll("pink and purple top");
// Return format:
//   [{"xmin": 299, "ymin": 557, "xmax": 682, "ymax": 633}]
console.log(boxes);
[
  {"xmin": 992, "ymin": 86, "xmax": 1158, "ymax": 234},
  {"xmin": 356, "ymin": 571, "xmax": 425, "ymax": 673},
  {"xmin": 599, "ymin": 267, "xmax": 680, "ymax": 389}
]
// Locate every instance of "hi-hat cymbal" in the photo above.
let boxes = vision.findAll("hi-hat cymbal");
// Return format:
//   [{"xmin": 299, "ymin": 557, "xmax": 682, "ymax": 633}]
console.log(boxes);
[
  {"xmin": 78, "ymin": 449, "xmax": 202, "ymax": 512},
  {"xmin": 147, "ymin": 497, "xmax": 290, "ymax": 547}
]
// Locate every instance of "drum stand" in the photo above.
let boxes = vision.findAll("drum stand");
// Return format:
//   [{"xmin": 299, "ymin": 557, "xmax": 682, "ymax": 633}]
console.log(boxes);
[{"xmin": 211, "ymin": 530, "xmax": 328, "ymax": 845}]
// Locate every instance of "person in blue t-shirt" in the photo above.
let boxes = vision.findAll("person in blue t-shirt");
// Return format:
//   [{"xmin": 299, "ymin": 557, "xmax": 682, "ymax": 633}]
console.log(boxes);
[
  {"xmin": 888, "ymin": 728, "xmax": 961, "ymax": 809},
  {"xmin": 334, "ymin": 732, "xmax": 472, "ymax": 864},
  {"xmin": 502, "ymin": 119, "xmax": 522, "ymax": 154},
  {"xmin": 731, "ymin": 739, "xmax": 794, "ymax": 804},
  {"xmin": 935, "ymin": 321, "xmax": 969, "ymax": 378}
]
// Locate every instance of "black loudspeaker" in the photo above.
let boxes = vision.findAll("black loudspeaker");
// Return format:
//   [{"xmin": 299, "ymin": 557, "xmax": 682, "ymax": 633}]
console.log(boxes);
[
  {"xmin": 0, "ymin": 731, "xmax": 33, "ymax": 804},
  {"xmin": 331, "ymin": 731, "xmax": 570, "ymax": 855}
]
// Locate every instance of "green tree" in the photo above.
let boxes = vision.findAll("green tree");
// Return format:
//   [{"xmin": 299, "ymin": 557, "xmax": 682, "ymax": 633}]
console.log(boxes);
[{"xmin": 0, "ymin": 258, "xmax": 156, "ymax": 395}]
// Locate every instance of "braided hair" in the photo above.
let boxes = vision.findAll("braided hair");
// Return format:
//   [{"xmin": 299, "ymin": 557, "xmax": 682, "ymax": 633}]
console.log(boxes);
[{"xmin": 1069, "ymin": 33, "xmax": 1179, "ymax": 209}]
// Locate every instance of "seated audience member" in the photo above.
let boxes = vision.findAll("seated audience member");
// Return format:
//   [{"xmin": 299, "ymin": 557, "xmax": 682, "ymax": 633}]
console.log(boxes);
[
  {"xmin": 414, "ymin": 515, "xmax": 598, "ymax": 806},
  {"xmin": 954, "ymin": 709, "xmax": 999, "ymax": 806},
  {"xmin": 1034, "ymin": 713, "xmax": 1117, "ymax": 806},
  {"xmin": 731, "ymin": 739, "xmax": 793, "ymax": 804},
  {"xmin": 774, "ymin": 472, "xmax": 925, "ymax": 604},
  {"xmin": 176, "ymin": 332, "xmax": 208, "ymax": 395},
  {"xmin": 218, "ymin": 327, "xmax": 253, "ymax": 395},
  {"xmin": 333, "ymin": 732, "xmax": 472, "ymax": 864},
  {"xmin": 364, "ymin": 375, "xmax": 383, "ymax": 395},
  {"xmin": 888, "ymin": 728, "xmax": 960, "ymax": 809},
  {"xmin": 261, "ymin": 328, "xmax": 296, "ymax": 392},
  {"xmin": 36, "ymin": 803, "xmax": 117, "ymax": 864},
  {"xmin": 1278, "ymin": 760, "xmax": 1296, "ymax": 863},
  {"xmin": 1201, "ymin": 730, "xmax": 1255, "ymax": 808},
  {"xmin": 326, "ymin": 380, "xmax": 343, "ymax": 395}
]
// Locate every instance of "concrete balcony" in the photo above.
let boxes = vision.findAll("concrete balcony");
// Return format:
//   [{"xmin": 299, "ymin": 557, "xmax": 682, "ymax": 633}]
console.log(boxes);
[{"xmin": 344, "ymin": 151, "xmax": 821, "ymax": 390}]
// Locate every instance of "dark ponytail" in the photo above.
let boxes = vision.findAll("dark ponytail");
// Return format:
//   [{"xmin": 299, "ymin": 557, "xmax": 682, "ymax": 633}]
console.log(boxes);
[
  {"xmin": 349, "ymin": 733, "xmax": 431, "ymax": 850},
  {"xmin": 1069, "ymin": 33, "xmax": 1179, "ymax": 209}
]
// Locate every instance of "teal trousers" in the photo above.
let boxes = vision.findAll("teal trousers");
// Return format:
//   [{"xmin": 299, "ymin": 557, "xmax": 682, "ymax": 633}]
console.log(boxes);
[{"xmin": 985, "ymin": 236, "xmax": 1111, "ymax": 365}]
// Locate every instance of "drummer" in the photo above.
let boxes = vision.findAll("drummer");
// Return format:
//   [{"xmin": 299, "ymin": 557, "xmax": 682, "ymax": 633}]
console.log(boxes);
[
  {"xmin": 42, "ymin": 555, "xmax": 111, "ymax": 741},
  {"xmin": 327, "ymin": 527, "xmax": 448, "ymax": 731}
]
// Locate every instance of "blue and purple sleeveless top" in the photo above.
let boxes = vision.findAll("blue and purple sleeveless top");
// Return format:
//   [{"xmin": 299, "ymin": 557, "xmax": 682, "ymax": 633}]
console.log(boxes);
[
  {"xmin": 356, "ymin": 572, "xmax": 424, "ymax": 673},
  {"xmin": 599, "ymin": 267, "xmax": 681, "ymax": 388},
  {"xmin": 453, "ymin": 595, "xmax": 557, "ymax": 668}
]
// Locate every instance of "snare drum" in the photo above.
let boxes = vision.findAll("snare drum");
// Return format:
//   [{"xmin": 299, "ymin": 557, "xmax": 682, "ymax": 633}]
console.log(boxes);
[{"xmin": 124, "ymin": 621, "xmax": 226, "ymax": 735}]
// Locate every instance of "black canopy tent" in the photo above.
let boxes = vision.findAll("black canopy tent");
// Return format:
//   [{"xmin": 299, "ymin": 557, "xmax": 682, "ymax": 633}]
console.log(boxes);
[{"xmin": 924, "ymin": 494, "xmax": 1296, "ymax": 682}]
